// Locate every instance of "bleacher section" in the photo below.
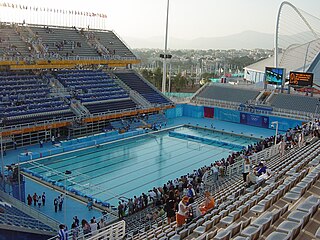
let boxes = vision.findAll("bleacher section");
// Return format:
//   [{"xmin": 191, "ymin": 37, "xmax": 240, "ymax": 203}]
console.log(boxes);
[
  {"xmin": 55, "ymin": 69, "xmax": 130, "ymax": 103},
  {"xmin": 0, "ymin": 198, "xmax": 55, "ymax": 233},
  {"xmin": 0, "ymin": 71, "xmax": 74, "ymax": 126},
  {"xmin": 126, "ymin": 136, "xmax": 320, "ymax": 240},
  {"xmin": 92, "ymin": 30, "xmax": 136, "ymax": 58},
  {"xmin": 269, "ymin": 93, "xmax": 320, "ymax": 113},
  {"xmin": 115, "ymin": 71, "xmax": 172, "ymax": 105},
  {"xmin": 0, "ymin": 25, "xmax": 30, "ymax": 58},
  {"xmin": 85, "ymin": 99, "xmax": 137, "ymax": 114},
  {"xmin": 29, "ymin": 26, "xmax": 98, "ymax": 58},
  {"xmin": 194, "ymin": 84, "xmax": 261, "ymax": 104}
]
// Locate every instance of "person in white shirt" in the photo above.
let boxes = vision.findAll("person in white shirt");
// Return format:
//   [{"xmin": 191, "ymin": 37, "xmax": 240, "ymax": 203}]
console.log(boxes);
[
  {"xmin": 243, "ymin": 158, "xmax": 250, "ymax": 185},
  {"xmin": 89, "ymin": 219, "xmax": 98, "ymax": 236},
  {"xmin": 176, "ymin": 196, "xmax": 190, "ymax": 227}
]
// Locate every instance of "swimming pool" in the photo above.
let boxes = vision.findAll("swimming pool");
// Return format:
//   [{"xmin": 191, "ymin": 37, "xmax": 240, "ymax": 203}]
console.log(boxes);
[{"xmin": 21, "ymin": 126, "xmax": 258, "ymax": 207}]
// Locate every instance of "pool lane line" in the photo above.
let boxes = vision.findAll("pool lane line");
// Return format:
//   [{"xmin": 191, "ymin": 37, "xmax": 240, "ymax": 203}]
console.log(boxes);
[
  {"xmin": 91, "ymin": 141, "xmax": 228, "ymax": 196},
  {"xmin": 19, "ymin": 124, "xmax": 184, "ymax": 167},
  {"xmin": 102, "ymin": 147, "xmax": 227, "ymax": 202},
  {"xmin": 27, "ymin": 135, "xmax": 185, "ymax": 176}
]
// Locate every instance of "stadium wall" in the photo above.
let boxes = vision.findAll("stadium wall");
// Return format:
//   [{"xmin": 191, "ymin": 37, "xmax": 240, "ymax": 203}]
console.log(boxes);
[{"xmin": 165, "ymin": 104, "xmax": 303, "ymax": 131}]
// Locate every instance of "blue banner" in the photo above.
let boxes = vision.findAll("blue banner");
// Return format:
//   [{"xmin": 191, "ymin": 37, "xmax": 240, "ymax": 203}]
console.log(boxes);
[
  {"xmin": 240, "ymin": 112, "xmax": 269, "ymax": 128},
  {"xmin": 214, "ymin": 108, "xmax": 240, "ymax": 123}
]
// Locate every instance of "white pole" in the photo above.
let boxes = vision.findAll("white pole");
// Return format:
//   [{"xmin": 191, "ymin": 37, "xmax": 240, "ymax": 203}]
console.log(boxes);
[
  {"xmin": 274, "ymin": 122, "xmax": 278, "ymax": 145},
  {"xmin": 0, "ymin": 130, "xmax": 4, "ymax": 183},
  {"xmin": 64, "ymin": 175, "xmax": 67, "ymax": 225},
  {"xmin": 162, "ymin": 0, "xmax": 170, "ymax": 93},
  {"xmin": 168, "ymin": 63, "xmax": 171, "ymax": 93}
]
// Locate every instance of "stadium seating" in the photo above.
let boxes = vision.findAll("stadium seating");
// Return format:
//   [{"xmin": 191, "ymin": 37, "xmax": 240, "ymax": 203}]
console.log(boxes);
[
  {"xmin": 194, "ymin": 84, "xmax": 261, "ymax": 104},
  {"xmin": 0, "ymin": 24, "xmax": 30, "ymax": 58},
  {"xmin": 0, "ymin": 198, "xmax": 55, "ymax": 232},
  {"xmin": 269, "ymin": 93, "xmax": 320, "ymax": 113},
  {"xmin": 115, "ymin": 71, "xmax": 172, "ymax": 105},
  {"xmin": 124, "ymin": 135, "xmax": 320, "ymax": 240},
  {"xmin": 85, "ymin": 99, "xmax": 137, "ymax": 114},
  {"xmin": 56, "ymin": 69, "xmax": 130, "ymax": 103},
  {"xmin": 90, "ymin": 30, "xmax": 136, "ymax": 58},
  {"xmin": 29, "ymin": 26, "xmax": 98, "ymax": 58},
  {"xmin": 0, "ymin": 71, "xmax": 74, "ymax": 126}
]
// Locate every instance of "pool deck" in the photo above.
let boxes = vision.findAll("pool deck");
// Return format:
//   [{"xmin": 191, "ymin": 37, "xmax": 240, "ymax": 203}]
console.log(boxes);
[{"xmin": 1, "ymin": 116, "xmax": 280, "ymax": 228}]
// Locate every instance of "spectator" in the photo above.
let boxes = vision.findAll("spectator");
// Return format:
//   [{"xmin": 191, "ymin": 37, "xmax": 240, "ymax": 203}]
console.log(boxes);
[
  {"xmin": 188, "ymin": 197, "xmax": 201, "ymax": 221},
  {"xmin": 165, "ymin": 190, "xmax": 176, "ymax": 224},
  {"xmin": 71, "ymin": 222, "xmax": 79, "ymax": 240},
  {"xmin": 58, "ymin": 224, "xmax": 68, "ymax": 240},
  {"xmin": 242, "ymin": 158, "xmax": 250, "ymax": 184},
  {"xmin": 89, "ymin": 218, "xmax": 98, "ymax": 236},
  {"xmin": 199, "ymin": 191, "xmax": 215, "ymax": 215},
  {"xmin": 176, "ymin": 196, "xmax": 189, "ymax": 228},
  {"xmin": 81, "ymin": 219, "xmax": 91, "ymax": 236}
]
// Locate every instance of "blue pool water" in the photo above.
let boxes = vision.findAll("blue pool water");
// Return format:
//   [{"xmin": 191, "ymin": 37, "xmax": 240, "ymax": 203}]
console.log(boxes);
[{"xmin": 21, "ymin": 126, "xmax": 257, "ymax": 207}]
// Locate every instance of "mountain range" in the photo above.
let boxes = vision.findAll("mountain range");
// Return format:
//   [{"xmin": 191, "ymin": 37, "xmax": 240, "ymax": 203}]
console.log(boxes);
[{"xmin": 124, "ymin": 31, "xmax": 275, "ymax": 50}]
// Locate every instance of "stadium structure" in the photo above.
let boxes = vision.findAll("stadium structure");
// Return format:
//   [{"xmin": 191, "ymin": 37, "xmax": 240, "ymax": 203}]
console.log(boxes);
[{"xmin": 0, "ymin": 1, "xmax": 319, "ymax": 240}]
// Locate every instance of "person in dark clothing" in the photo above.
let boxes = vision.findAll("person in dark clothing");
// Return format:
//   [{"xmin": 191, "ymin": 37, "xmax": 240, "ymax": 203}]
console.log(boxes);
[
  {"xmin": 165, "ymin": 190, "xmax": 176, "ymax": 224},
  {"xmin": 54, "ymin": 198, "xmax": 58, "ymax": 212}
]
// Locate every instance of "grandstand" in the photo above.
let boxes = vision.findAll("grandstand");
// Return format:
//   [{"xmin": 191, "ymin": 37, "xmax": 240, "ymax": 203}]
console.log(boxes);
[{"xmin": 0, "ymin": 1, "xmax": 320, "ymax": 240}]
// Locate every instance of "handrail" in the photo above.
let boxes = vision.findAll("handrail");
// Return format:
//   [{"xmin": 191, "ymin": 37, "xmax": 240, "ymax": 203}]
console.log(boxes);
[
  {"xmin": 0, "ymin": 190, "xmax": 60, "ymax": 230},
  {"xmin": 1, "ymin": 104, "xmax": 173, "ymax": 132},
  {"xmin": 47, "ymin": 218, "xmax": 124, "ymax": 240}
]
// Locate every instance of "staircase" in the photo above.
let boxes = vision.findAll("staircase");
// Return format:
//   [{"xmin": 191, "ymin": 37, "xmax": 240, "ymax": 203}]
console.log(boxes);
[
  {"xmin": 70, "ymin": 99, "xmax": 90, "ymax": 117},
  {"xmin": 112, "ymin": 75, "xmax": 153, "ymax": 108}
]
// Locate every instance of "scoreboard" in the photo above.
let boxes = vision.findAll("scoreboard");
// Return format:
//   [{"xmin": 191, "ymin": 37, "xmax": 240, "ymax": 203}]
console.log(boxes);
[{"xmin": 289, "ymin": 72, "xmax": 313, "ymax": 87}]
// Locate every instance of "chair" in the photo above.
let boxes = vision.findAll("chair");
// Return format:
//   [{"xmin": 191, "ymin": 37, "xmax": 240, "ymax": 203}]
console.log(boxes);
[
  {"xmin": 250, "ymin": 198, "xmax": 272, "ymax": 215},
  {"xmin": 226, "ymin": 222, "xmax": 242, "ymax": 238},
  {"xmin": 276, "ymin": 220, "xmax": 302, "ymax": 239},
  {"xmin": 211, "ymin": 215, "xmax": 221, "ymax": 226},
  {"xmin": 265, "ymin": 231, "xmax": 290, "ymax": 240},
  {"xmin": 232, "ymin": 237, "xmax": 249, "ymax": 240},
  {"xmin": 188, "ymin": 223, "xmax": 197, "ymax": 235},
  {"xmin": 193, "ymin": 220, "xmax": 214, "ymax": 236},
  {"xmin": 270, "ymin": 209, "xmax": 281, "ymax": 224},
  {"xmin": 213, "ymin": 229, "xmax": 231, "ymax": 240},
  {"xmin": 251, "ymin": 216, "xmax": 272, "ymax": 234},
  {"xmin": 174, "ymin": 228, "xmax": 188, "ymax": 240},
  {"xmin": 287, "ymin": 210, "xmax": 311, "ymax": 228},
  {"xmin": 240, "ymin": 225, "xmax": 261, "ymax": 240},
  {"xmin": 206, "ymin": 229, "xmax": 217, "ymax": 240},
  {"xmin": 280, "ymin": 204, "xmax": 289, "ymax": 216},
  {"xmin": 240, "ymin": 218, "xmax": 252, "ymax": 231},
  {"xmin": 195, "ymin": 233, "xmax": 207, "ymax": 240},
  {"xmin": 296, "ymin": 201, "xmax": 319, "ymax": 216},
  {"xmin": 315, "ymin": 227, "xmax": 320, "ymax": 239}
]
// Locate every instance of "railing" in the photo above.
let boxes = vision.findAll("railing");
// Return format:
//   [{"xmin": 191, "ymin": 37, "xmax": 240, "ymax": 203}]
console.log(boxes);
[
  {"xmin": 191, "ymin": 82, "xmax": 208, "ymax": 100},
  {"xmin": 225, "ymin": 158, "xmax": 244, "ymax": 177},
  {"xmin": 248, "ymin": 143, "xmax": 280, "ymax": 165},
  {"xmin": 1, "ymin": 103, "xmax": 173, "ymax": 133},
  {"xmin": 47, "ymin": 218, "xmax": 125, "ymax": 240},
  {"xmin": 0, "ymin": 190, "xmax": 60, "ymax": 230},
  {"xmin": 84, "ymin": 220, "xmax": 125, "ymax": 240},
  {"xmin": 0, "ymin": 54, "xmax": 138, "ymax": 62},
  {"xmin": 129, "ymin": 90, "xmax": 152, "ymax": 107}
]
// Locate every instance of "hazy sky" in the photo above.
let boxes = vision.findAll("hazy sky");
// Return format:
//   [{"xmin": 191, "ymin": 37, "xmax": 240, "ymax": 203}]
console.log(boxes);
[{"xmin": 6, "ymin": 0, "xmax": 320, "ymax": 40}]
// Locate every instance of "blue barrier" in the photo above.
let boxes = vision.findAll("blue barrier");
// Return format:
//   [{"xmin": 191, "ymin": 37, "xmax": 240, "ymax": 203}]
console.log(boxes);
[
  {"xmin": 269, "ymin": 116, "xmax": 302, "ymax": 131},
  {"xmin": 168, "ymin": 131, "xmax": 244, "ymax": 150},
  {"xmin": 214, "ymin": 108, "xmax": 240, "ymax": 123},
  {"xmin": 183, "ymin": 104, "xmax": 204, "ymax": 118}
]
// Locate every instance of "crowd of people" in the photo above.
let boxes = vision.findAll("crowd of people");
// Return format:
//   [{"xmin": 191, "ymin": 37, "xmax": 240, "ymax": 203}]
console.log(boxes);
[
  {"xmin": 26, "ymin": 192, "xmax": 46, "ymax": 208},
  {"xmin": 57, "ymin": 214, "xmax": 109, "ymax": 240},
  {"xmin": 116, "ymin": 120, "xmax": 320, "ymax": 231}
]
